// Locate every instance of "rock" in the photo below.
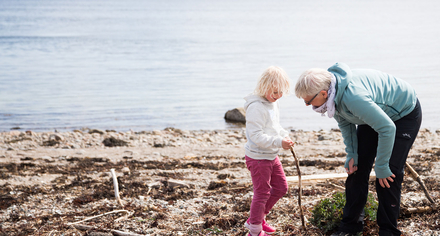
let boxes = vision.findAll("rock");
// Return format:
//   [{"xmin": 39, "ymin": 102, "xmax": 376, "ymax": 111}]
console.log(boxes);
[
  {"xmin": 318, "ymin": 134, "xmax": 332, "ymax": 141},
  {"xmin": 9, "ymin": 131, "xmax": 21, "ymax": 136},
  {"xmin": 167, "ymin": 179, "xmax": 190, "ymax": 189},
  {"xmin": 224, "ymin": 107, "xmax": 246, "ymax": 123},
  {"xmin": 89, "ymin": 129, "xmax": 105, "ymax": 135},
  {"xmin": 102, "ymin": 137, "xmax": 129, "ymax": 147},
  {"xmin": 25, "ymin": 130, "xmax": 36, "ymax": 136},
  {"xmin": 121, "ymin": 166, "xmax": 130, "ymax": 175},
  {"xmin": 42, "ymin": 134, "xmax": 64, "ymax": 146},
  {"xmin": 49, "ymin": 134, "xmax": 64, "ymax": 142}
]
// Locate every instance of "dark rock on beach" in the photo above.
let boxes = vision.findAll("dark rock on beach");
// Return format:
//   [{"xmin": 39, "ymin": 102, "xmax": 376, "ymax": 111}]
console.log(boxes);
[{"xmin": 224, "ymin": 107, "xmax": 246, "ymax": 124}]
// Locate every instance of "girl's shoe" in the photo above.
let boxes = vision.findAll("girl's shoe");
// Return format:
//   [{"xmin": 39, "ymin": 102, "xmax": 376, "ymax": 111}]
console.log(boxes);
[
  {"xmin": 245, "ymin": 219, "xmax": 276, "ymax": 234},
  {"xmin": 262, "ymin": 219, "xmax": 276, "ymax": 234},
  {"xmin": 248, "ymin": 232, "xmax": 270, "ymax": 236}
]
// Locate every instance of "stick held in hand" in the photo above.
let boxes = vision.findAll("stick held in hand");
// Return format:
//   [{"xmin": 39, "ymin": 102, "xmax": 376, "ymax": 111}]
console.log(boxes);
[{"xmin": 290, "ymin": 146, "xmax": 306, "ymax": 229}]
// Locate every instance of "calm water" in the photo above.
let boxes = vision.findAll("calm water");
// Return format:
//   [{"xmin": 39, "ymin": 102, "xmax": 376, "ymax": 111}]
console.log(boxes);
[{"xmin": 1, "ymin": 0, "xmax": 440, "ymax": 132}]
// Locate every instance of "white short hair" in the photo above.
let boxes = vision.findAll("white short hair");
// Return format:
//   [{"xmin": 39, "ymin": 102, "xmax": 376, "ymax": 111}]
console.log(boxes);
[{"xmin": 295, "ymin": 68, "xmax": 332, "ymax": 98}]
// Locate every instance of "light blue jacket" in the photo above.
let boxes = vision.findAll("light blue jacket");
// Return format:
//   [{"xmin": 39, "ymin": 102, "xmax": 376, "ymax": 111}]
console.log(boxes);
[{"xmin": 329, "ymin": 62, "xmax": 417, "ymax": 178}]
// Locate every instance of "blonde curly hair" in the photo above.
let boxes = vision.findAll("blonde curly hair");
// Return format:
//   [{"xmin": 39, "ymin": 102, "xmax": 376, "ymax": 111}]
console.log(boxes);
[{"xmin": 254, "ymin": 66, "xmax": 291, "ymax": 97}]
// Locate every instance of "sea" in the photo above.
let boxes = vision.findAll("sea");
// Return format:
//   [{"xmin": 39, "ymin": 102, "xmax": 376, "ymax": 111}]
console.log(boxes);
[{"xmin": 1, "ymin": 0, "xmax": 440, "ymax": 132}]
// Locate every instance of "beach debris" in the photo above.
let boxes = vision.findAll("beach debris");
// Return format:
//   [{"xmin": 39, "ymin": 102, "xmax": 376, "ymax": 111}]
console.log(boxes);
[
  {"xmin": 1, "ymin": 129, "xmax": 439, "ymax": 235},
  {"xmin": 67, "ymin": 209, "xmax": 130, "ymax": 226},
  {"xmin": 110, "ymin": 168, "xmax": 124, "ymax": 207},
  {"xmin": 167, "ymin": 179, "xmax": 190, "ymax": 189},
  {"xmin": 405, "ymin": 162, "xmax": 436, "ymax": 205},
  {"xmin": 42, "ymin": 134, "xmax": 64, "ymax": 146},
  {"xmin": 401, "ymin": 205, "xmax": 438, "ymax": 215},
  {"xmin": 207, "ymin": 180, "xmax": 227, "ymax": 190},
  {"xmin": 224, "ymin": 107, "xmax": 246, "ymax": 123},
  {"xmin": 68, "ymin": 211, "xmax": 143, "ymax": 236},
  {"xmin": 121, "ymin": 166, "xmax": 130, "ymax": 175},
  {"xmin": 286, "ymin": 172, "xmax": 376, "ymax": 185},
  {"xmin": 290, "ymin": 146, "xmax": 306, "ymax": 230}
]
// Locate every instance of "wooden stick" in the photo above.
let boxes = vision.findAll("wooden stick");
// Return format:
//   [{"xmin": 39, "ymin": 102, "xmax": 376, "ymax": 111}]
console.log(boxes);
[
  {"xmin": 405, "ymin": 162, "xmax": 435, "ymax": 204},
  {"xmin": 401, "ymin": 205, "xmax": 438, "ymax": 215},
  {"xmin": 111, "ymin": 168, "xmax": 124, "ymax": 207},
  {"xmin": 290, "ymin": 147, "xmax": 306, "ymax": 229},
  {"xmin": 66, "ymin": 209, "xmax": 129, "ymax": 225},
  {"xmin": 71, "ymin": 224, "xmax": 147, "ymax": 236},
  {"xmin": 323, "ymin": 181, "xmax": 345, "ymax": 191},
  {"xmin": 286, "ymin": 172, "xmax": 376, "ymax": 184},
  {"xmin": 112, "ymin": 229, "xmax": 146, "ymax": 236},
  {"xmin": 115, "ymin": 210, "xmax": 134, "ymax": 222}
]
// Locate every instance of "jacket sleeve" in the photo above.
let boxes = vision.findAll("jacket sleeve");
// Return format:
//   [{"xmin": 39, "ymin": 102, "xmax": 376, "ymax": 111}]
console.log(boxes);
[
  {"xmin": 345, "ymin": 93, "xmax": 396, "ymax": 179},
  {"xmin": 335, "ymin": 116, "xmax": 359, "ymax": 169},
  {"xmin": 246, "ymin": 103, "xmax": 284, "ymax": 149},
  {"xmin": 277, "ymin": 102, "xmax": 290, "ymax": 139}
]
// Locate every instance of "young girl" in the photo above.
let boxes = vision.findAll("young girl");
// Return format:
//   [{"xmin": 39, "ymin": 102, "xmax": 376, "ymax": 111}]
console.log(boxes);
[{"xmin": 244, "ymin": 66, "xmax": 294, "ymax": 236}]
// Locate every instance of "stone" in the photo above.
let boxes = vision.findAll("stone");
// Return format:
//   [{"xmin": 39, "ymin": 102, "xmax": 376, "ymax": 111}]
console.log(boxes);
[
  {"xmin": 121, "ymin": 166, "xmax": 130, "ymax": 175},
  {"xmin": 49, "ymin": 134, "xmax": 64, "ymax": 142},
  {"xmin": 102, "ymin": 137, "xmax": 129, "ymax": 147},
  {"xmin": 89, "ymin": 129, "xmax": 105, "ymax": 135},
  {"xmin": 167, "ymin": 179, "xmax": 190, "ymax": 189},
  {"xmin": 224, "ymin": 107, "xmax": 246, "ymax": 123}
]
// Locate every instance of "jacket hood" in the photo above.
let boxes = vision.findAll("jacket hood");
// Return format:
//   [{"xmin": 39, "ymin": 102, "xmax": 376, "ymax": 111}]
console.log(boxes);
[
  {"xmin": 328, "ymin": 62, "xmax": 352, "ymax": 106},
  {"xmin": 244, "ymin": 94, "xmax": 269, "ymax": 111}
]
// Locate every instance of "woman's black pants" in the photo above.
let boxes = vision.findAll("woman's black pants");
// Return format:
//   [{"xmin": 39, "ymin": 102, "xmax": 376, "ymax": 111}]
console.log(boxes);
[{"xmin": 339, "ymin": 99, "xmax": 422, "ymax": 236}]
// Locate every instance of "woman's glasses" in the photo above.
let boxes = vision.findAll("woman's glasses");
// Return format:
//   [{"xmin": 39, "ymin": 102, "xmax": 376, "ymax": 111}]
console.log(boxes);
[{"xmin": 305, "ymin": 91, "xmax": 320, "ymax": 105}]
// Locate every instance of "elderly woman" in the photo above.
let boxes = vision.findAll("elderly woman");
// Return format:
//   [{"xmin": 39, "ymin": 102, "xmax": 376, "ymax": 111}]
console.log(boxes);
[{"xmin": 295, "ymin": 62, "xmax": 422, "ymax": 236}]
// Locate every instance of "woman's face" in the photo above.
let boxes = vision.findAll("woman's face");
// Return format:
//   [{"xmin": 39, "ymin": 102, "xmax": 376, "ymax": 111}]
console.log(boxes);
[{"xmin": 302, "ymin": 90, "xmax": 328, "ymax": 107}]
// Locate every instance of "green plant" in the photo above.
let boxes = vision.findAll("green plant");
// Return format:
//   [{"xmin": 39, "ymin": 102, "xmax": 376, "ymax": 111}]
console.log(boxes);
[
  {"xmin": 364, "ymin": 192, "xmax": 378, "ymax": 221},
  {"xmin": 206, "ymin": 226, "xmax": 223, "ymax": 234},
  {"xmin": 310, "ymin": 192, "xmax": 378, "ymax": 233}
]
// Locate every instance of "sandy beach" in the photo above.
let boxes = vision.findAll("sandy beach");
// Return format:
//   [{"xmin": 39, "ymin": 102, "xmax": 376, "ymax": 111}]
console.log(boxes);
[{"xmin": 1, "ymin": 128, "xmax": 439, "ymax": 235}]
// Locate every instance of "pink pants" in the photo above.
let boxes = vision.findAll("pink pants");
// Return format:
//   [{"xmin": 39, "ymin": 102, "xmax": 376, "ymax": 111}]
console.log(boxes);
[{"xmin": 246, "ymin": 155, "xmax": 288, "ymax": 225}]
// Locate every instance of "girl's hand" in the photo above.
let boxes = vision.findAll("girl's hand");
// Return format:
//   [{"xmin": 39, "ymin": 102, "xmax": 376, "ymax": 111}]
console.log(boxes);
[
  {"xmin": 282, "ymin": 137, "xmax": 294, "ymax": 150},
  {"xmin": 378, "ymin": 174, "xmax": 396, "ymax": 188}
]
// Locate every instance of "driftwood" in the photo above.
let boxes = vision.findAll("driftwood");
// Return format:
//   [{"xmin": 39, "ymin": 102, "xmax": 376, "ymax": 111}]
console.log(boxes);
[
  {"xmin": 287, "ymin": 162, "xmax": 435, "ymax": 206},
  {"xmin": 405, "ymin": 162, "xmax": 435, "ymax": 204},
  {"xmin": 67, "ymin": 209, "xmax": 130, "ymax": 225},
  {"xmin": 112, "ymin": 229, "xmax": 146, "ymax": 236},
  {"xmin": 286, "ymin": 172, "xmax": 376, "ymax": 184},
  {"xmin": 110, "ymin": 168, "xmax": 124, "ymax": 207},
  {"xmin": 401, "ymin": 205, "xmax": 439, "ymax": 215},
  {"xmin": 318, "ymin": 181, "xmax": 345, "ymax": 191},
  {"xmin": 290, "ymin": 147, "xmax": 306, "ymax": 229},
  {"xmin": 71, "ymin": 224, "xmax": 146, "ymax": 236}
]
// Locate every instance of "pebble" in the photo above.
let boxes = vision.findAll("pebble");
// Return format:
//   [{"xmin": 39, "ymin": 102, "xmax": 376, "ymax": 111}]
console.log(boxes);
[{"xmin": 0, "ymin": 128, "xmax": 438, "ymax": 160}]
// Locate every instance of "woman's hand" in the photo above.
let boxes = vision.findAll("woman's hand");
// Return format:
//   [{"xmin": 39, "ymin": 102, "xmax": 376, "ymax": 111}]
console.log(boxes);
[
  {"xmin": 378, "ymin": 174, "xmax": 396, "ymax": 188},
  {"xmin": 282, "ymin": 137, "xmax": 294, "ymax": 150},
  {"xmin": 345, "ymin": 158, "xmax": 358, "ymax": 175}
]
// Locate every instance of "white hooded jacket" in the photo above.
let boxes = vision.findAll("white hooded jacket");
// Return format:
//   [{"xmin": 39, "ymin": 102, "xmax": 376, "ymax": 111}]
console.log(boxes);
[{"xmin": 244, "ymin": 94, "xmax": 289, "ymax": 160}]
